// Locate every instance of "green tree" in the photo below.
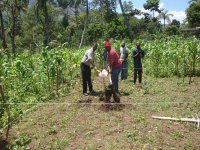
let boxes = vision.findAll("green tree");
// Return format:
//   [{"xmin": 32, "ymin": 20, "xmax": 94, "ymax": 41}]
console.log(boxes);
[
  {"xmin": 6, "ymin": 0, "xmax": 28, "ymax": 54},
  {"xmin": 171, "ymin": 19, "xmax": 180, "ymax": 28},
  {"xmin": 164, "ymin": 25, "xmax": 180, "ymax": 36},
  {"xmin": 36, "ymin": 0, "xmax": 50, "ymax": 46},
  {"xmin": 0, "ymin": 0, "xmax": 7, "ymax": 49},
  {"xmin": 93, "ymin": 0, "xmax": 118, "ymax": 23},
  {"xmin": 79, "ymin": 0, "xmax": 89, "ymax": 48},
  {"xmin": 62, "ymin": 14, "xmax": 69, "ymax": 28},
  {"xmin": 119, "ymin": 0, "xmax": 133, "ymax": 42},
  {"xmin": 186, "ymin": 0, "xmax": 200, "ymax": 27},
  {"xmin": 189, "ymin": 0, "xmax": 200, "ymax": 5},
  {"xmin": 143, "ymin": 0, "xmax": 161, "ymax": 18},
  {"xmin": 157, "ymin": 10, "xmax": 173, "ymax": 27}
]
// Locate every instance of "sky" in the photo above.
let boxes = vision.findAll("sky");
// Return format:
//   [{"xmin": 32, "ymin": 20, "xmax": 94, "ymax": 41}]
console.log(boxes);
[{"xmin": 119, "ymin": 0, "xmax": 190, "ymax": 23}]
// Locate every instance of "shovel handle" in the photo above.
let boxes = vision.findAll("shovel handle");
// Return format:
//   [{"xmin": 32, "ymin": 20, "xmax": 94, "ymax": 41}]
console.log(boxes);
[{"xmin": 108, "ymin": 72, "xmax": 112, "ymax": 84}]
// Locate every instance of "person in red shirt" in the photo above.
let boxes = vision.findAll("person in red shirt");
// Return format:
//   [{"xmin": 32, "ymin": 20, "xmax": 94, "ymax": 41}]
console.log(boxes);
[{"xmin": 105, "ymin": 41, "xmax": 122, "ymax": 93}]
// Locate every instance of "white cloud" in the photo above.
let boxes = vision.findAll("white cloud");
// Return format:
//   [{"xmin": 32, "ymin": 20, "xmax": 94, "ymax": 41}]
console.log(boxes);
[
  {"xmin": 168, "ymin": 10, "xmax": 186, "ymax": 23},
  {"xmin": 159, "ymin": 2, "xmax": 164, "ymax": 10},
  {"xmin": 135, "ymin": 8, "xmax": 186, "ymax": 24},
  {"xmin": 134, "ymin": 2, "xmax": 186, "ymax": 24},
  {"xmin": 155, "ymin": 10, "xmax": 186, "ymax": 24}
]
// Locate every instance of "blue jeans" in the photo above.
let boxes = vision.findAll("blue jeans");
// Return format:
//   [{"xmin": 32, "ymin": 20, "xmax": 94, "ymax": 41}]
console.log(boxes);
[
  {"xmin": 121, "ymin": 60, "xmax": 128, "ymax": 80},
  {"xmin": 111, "ymin": 67, "xmax": 121, "ymax": 93}
]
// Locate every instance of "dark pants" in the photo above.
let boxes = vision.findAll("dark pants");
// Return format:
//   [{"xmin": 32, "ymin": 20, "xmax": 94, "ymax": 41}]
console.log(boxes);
[
  {"xmin": 134, "ymin": 68, "xmax": 142, "ymax": 84},
  {"xmin": 81, "ymin": 63, "xmax": 93, "ymax": 93},
  {"xmin": 121, "ymin": 60, "xmax": 128, "ymax": 80}
]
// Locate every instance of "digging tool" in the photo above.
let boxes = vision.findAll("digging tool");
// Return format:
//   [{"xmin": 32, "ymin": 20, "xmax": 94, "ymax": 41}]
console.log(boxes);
[
  {"xmin": 108, "ymin": 71, "xmax": 112, "ymax": 85},
  {"xmin": 94, "ymin": 66, "xmax": 101, "ymax": 74},
  {"xmin": 98, "ymin": 70, "xmax": 120, "ymax": 103},
  {"xmin": 107, "ymin": 72, "xmax": 120, "ymax": 103},
  {"xmin": 152, "ymin": 114, "xmax": 200, "ymax": 128}
]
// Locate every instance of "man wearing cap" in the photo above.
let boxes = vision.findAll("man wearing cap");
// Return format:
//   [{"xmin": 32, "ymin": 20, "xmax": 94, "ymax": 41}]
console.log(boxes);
[
  {"xmin": 81, "ymin": 42, "xmax": 98, "ymax": 96},
  {"xmin": 132, "ymin": 41, "xmax": 145, "ymax": 84},
  {"xmin": 105, "ymin": 41, "xmax": 122, "ymax": 93},
  {"xmin": 120, "ymin": 41, "xmax": 129, "ymax": 80}
]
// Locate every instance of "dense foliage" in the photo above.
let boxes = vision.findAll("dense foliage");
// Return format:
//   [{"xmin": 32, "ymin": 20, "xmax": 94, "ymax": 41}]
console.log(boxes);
[
  {"xmin": 1, "ymin": 0, "xmax": 199, "ymax": 53},
  {"xmin": 186, "ymin": 0, "xmax": 200, "ymax": 27}
]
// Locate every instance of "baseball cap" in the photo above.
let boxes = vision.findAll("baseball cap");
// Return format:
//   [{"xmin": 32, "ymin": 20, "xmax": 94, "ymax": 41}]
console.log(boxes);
[{"xmin": 104, "ymin": 41, "xmax": 111, "ymax": 47}]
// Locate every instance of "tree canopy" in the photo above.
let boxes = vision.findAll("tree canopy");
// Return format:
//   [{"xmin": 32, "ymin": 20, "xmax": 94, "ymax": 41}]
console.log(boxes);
[{"xmin": 186, "ymin": 1, "xmax": 200, "ymax": 27}]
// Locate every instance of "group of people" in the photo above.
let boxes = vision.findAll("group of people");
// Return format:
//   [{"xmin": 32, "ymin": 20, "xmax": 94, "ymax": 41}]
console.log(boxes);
[{"xmin": 80, "ymin": 40, "xmax": 145, "ymax": 96}]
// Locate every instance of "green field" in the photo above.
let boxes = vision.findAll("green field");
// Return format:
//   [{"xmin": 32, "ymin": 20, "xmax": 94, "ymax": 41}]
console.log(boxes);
[
  {"xmin": 0, "ymin": 37, "xmax": 200, "ymax": 149},
  {"xmin": 6, "ymin": 76, "xmax": 200, "ymax": 149}
]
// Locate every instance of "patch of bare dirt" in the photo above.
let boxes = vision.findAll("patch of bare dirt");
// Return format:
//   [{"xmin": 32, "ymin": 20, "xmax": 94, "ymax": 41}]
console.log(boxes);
[
  {"xmin": 99, "ymin": 103, "xmax": 125, "ymax": 112},
  {"xmin": 77, "ymin": 99, "xmax": 92, "ymax": 104}
]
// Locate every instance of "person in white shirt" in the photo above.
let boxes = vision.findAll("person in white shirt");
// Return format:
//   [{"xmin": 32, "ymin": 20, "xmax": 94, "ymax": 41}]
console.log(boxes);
[
  {"xmin": 120, "ymin": 41, "xmax": 129, "ymax": 80},
  {"xmin": 81, "ymin": 42, "xmax": 98, "ymax": 96}
]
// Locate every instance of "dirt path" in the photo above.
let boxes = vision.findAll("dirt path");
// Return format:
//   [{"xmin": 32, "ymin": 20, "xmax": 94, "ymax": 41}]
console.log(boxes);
[{"xmin": 5, "ymin": 76, "xmax": 200, "ymax": 149}]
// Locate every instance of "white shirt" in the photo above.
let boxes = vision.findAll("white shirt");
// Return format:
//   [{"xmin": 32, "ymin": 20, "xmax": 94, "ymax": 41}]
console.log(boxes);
[
  {"xmin": 81, "ymin": 48, "xmax": 94, "ymax": 66},
  {"xmin": 120, "ymin": 46, "xmax": 128, "ymax": 61}
]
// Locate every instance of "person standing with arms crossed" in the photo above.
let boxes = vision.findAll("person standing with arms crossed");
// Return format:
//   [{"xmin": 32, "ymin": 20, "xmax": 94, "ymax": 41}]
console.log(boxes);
[
  {"xmin": 81, "ymin": 42, "xmax": 98, "ymax": 96},
  {"xmin": 132, "ymin": 41, "xmax": 145, "ymax": 84},
  {"xmin": 105, "ymin": 41, "xmax": 122, "ymax": 93}
]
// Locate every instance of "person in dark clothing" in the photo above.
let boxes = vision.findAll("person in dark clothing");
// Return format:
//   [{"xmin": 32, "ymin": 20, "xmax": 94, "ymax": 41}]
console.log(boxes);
[
  {"xmin": 132, "ymin": 41, "xmax": 145, "ymax": 84},
  {"xmin": 81, "ymin": 42, "xmax": 98, "ymax": 96}
]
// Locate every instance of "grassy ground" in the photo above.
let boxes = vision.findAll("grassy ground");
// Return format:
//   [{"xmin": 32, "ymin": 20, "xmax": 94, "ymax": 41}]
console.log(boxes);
[{"xmin": 5, "ymin": 75, "xmax": 200, "ymax": 149}]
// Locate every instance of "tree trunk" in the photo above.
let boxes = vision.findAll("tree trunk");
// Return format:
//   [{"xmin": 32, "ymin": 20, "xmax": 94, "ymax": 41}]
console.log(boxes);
[
  {"xmin": 10, "ymin": 7, "xmax": 16, "ymax": 54},
  {"xmin": 0, "ymin": 83, "xmax": 11, "ymax": 140},
  {"xmin": 164, "ymin": 16, "xmax": 166, "ymax": 28},
  {"xmin": 0, "ymin": 10, "xmax": 7, "ymax": 49},
  {"xmin": 118, "ymin": 0, "xmax": 133, "ymax": 42},
  {"xmin": 189, "ymin": 62, "xmax": 193, "ymax": 84},
  {"xmin": 153, "ymin": 10, "xmax": 154, "ymax": 18},
  {"xmin": 74, "ymin": 0, "xmax": 78, "ymax": 23},
  {"xmin": 79, "ymin": 0, "xmax": 89, "ymax": 49},
  {"xmin": 43, "ymin": 0, "xmax": 50, "ymax": 46},
  {"xmin": 99, "ymin": 0, "xmax": 105, "ymax": 37}
]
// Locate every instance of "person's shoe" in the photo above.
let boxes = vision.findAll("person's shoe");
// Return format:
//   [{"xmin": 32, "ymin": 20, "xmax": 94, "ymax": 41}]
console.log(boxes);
[
  {"xmin": 89, "ymin": 90, "xmax": 96, "ymax": 95},
  {"xmin": 83, "ymin": 93, "xmax": 88, "ymax": 96}
]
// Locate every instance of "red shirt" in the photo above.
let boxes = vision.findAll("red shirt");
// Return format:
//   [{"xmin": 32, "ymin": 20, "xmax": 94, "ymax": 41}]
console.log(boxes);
[{"xmin": 107, "ymin": 48, "xmax": 122, "ymax": 68}]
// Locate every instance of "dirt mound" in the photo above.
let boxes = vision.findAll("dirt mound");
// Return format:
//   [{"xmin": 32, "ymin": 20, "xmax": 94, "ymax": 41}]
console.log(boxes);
[
  {"xmin": 99, "ymin": 103, "xmax": 125, "ymax": 112},
  {"xmin": 77, "ymin": 99, "xmax": 92, "ymax": 106}
]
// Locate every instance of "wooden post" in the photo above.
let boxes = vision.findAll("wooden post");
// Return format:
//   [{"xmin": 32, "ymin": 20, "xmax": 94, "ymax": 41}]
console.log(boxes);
[
  {"xmin": 189, "ymin": 62, "xmax": 193, "ymax": 84},
  {"xmin": 152, "ymin": 115, "xmax": 200, "ymax": 128}
]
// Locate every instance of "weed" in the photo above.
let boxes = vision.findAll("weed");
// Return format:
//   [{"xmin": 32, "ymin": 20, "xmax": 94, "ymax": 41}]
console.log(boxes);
[
  {"xmin": 127, "ymin": 132, "xmax": 138, "ymax": 142},
  {"xmin": 171, "ymin": 130, "xmax": 184, "ymax": 140},
  {"xmin": 56, "ymin": 139, "xmax": 69, "ymax": 149},
  {"xmin": 48, "ymin": 126, "xmax": 57, "ymax": 135}
]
